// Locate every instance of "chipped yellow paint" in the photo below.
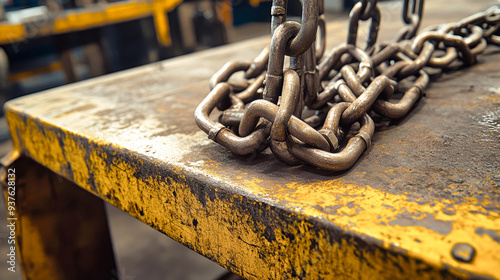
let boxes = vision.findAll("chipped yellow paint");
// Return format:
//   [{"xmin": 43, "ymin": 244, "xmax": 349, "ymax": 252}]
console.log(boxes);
[
  {"xmin": 7, "ymin": 112, "xmax": 66, "ymax": 175},
  {"xmin": 483, "ymin": 96, "xmax": 500, "ymax": 103},
  {"xmin": 2, "ymin": 153, "xmax": 117, "ymax": 279},
  {"xmin": 4, "ymin": 106, "xmax": 500, "ymax": 279},
  {"xmin": 269, "ymin": 180, "xmax": 499, "ymax": 278}
]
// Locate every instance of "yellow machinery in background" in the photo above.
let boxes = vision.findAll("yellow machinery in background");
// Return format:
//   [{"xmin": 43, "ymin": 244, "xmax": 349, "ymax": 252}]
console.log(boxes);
[
  {"xmin": 0, "ymin": 0, "xmax": 234, "ymax": 109},
  {"xmin": 0, "ymin": 0, "xmax": 183, "ymax": 49}
]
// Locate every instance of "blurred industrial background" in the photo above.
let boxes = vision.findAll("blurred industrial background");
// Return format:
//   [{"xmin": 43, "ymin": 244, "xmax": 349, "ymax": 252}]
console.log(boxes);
[
  {"xmin": 0, "ymin": 0, "xmax": 357, "ymax": 106},
  {"xmin": 0, "ymin": 0, "xmax": 355, "ymax": 279}
]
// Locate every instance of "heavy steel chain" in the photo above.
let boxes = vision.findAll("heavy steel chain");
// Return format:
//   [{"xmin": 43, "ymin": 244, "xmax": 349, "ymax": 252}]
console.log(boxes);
[{"xmin": 195, "ymin": 0, "xmax": 500, "ymax": 172}]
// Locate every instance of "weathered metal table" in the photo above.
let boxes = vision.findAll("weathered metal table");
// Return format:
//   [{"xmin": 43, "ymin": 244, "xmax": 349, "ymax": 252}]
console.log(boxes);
[{"xmin": 2, "ymin": 0, "xmax": 499, "ymax": 279}]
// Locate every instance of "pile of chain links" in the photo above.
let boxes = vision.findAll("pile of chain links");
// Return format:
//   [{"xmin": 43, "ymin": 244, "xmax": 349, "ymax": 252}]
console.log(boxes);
[{"xmin": 195, "ymin": 0, "xmax": 500, "ymax": 172}]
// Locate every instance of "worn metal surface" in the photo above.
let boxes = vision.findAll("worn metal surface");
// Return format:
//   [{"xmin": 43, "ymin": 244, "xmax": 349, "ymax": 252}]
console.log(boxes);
[
  {"xmin": 196, "ymin": 0, "xmax": 499, "ymax": 172},
  {"xmin": 3, "ymin": 0, "xmax": 500, "ymax": 279}
]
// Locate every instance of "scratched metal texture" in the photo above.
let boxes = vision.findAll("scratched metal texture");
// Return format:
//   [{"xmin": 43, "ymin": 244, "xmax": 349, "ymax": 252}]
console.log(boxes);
[{"xmin": 4, "ymin": 0, "xmax": 500, "ymax": 279}]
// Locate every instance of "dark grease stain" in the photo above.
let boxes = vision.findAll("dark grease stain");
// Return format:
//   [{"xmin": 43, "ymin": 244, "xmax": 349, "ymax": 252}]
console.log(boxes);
[
  {"xmin": 282, "ymin": 229, "xmax": 295, "ymax": 242},
  {"xmin": 263, "ymin": 226, "xmax": 276, "ymax": 243},
  {"xmin": 26, "ymin": 117, "xmax": 78, "ymax": 183},
  {"xmin": 382, "ymin": 204, "xmax": 395, "ymax": 210},
  {"xmin": 442, "ymin": 203, "xmax": 456, "ymax": 216},
  {"xmin": 470, "ymin": 210, "xmax": 489, "ymax": 215},
  {"xmin": 475, "ymin": 227, "xmax": 500, "ymax": 244},
  {"xmin": 323, "ymin": 204, "xmax": 344, "ymax": 215},
  {"xmin": 388, "ymin": 212, "xmax": 453, "ymax": 235},
  {"xmin": 310, "ymin": 238, "xmax": 318, "ymax": 250}
]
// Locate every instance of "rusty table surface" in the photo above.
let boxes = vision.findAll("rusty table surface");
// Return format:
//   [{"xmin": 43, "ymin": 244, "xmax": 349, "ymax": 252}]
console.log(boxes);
[{"xmin": 3, "ymin": 0, "xmax": 500, "ymax": 279}]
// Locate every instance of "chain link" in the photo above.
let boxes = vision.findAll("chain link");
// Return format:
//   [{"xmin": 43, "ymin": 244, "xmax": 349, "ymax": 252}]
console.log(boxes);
[{"xmin": 195, "ymin": 0, "xmax": 500, "ymax": 172}]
